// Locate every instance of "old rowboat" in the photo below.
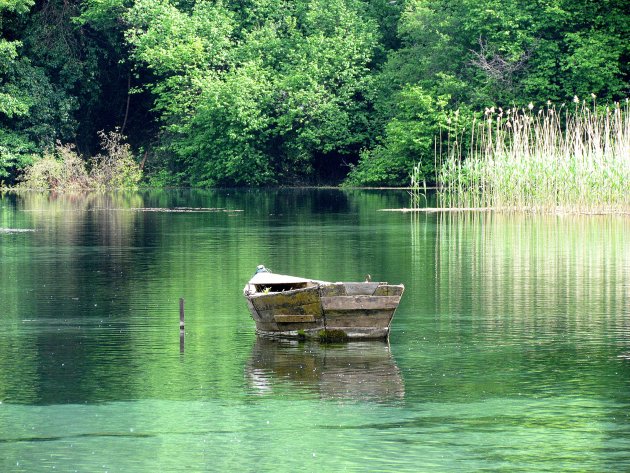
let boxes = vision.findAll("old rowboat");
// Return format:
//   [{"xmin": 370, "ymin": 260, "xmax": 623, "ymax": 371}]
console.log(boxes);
[{"xmin": 243, "ymin": 266, "xmax": 404, "ymax": 340}]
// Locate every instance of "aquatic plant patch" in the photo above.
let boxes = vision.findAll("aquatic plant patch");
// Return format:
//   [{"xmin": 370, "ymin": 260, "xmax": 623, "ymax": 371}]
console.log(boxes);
[{"xmin": 413, "ymin": 99, "xmax": 630, "ymax": 214}]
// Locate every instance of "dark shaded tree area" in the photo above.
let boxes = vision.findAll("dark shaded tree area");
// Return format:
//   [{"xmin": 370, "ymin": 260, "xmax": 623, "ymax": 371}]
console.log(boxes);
[{"xmin": 1, "ymin": 0, "xmax": 628, "ymax": 186}]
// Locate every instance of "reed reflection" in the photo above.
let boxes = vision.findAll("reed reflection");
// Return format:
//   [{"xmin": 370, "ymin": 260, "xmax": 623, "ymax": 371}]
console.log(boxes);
[
  {"xmin": 246, "ymin": 338, "xmax": 404, "ymax": 402},
  {"xmin": 434, "ymin": 212, "xmax": 630, "ymax": 327}
]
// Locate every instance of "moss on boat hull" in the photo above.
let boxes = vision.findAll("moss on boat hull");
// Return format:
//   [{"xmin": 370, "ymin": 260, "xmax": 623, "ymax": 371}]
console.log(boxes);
[{"xmin": 245, "ymin": 280, "xmax": 404, "ymax": 340}]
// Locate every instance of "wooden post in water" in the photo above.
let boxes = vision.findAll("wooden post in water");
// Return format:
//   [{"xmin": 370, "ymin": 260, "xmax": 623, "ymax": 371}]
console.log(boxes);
[
  {"xmin": 179, "ymin": 298, "xmax": 185, "ymax": 331},
  {"xmin": 179, "ymin": 297, "xmax": 185, "ymax": 353}
]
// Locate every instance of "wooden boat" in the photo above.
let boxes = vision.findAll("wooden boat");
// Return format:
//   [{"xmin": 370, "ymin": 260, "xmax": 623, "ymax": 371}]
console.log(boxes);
[{"xmin": 243, "ymin": 266, "xmax": 404, "ymax": 340}]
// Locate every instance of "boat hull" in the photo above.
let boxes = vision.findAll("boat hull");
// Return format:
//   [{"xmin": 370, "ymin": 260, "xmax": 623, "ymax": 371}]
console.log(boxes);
[{"xmin": 245, "ymin": 282, "xmax": 404, "ymax": 340}]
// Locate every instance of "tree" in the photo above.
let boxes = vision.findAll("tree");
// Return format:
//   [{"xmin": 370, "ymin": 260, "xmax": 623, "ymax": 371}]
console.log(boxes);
[
  {"xmin": 124, "ymin": 0, "xmax": 379, "ymax": 185},
  {"xmin": 0, "ymin": 0, "xmax": 35, "ymax": 181},
  {"xmin": 347, "ymin": 0, "xmax": 629, "ymax": 186},
  {"xmin": 1, "ymin": 0, "xmax": 134, "ymax": 183}
]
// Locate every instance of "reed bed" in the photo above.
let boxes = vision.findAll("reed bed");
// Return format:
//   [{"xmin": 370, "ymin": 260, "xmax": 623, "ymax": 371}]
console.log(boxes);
[{"xmin": 423, "ymin": 98, "xmax": 630, "ymax": 213}]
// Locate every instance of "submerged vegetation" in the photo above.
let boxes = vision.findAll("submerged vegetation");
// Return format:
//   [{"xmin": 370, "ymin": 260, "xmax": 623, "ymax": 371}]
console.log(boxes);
[
  {"xmin": 412, "ymin": 99, "xmax": 630, "ymax": 213},
  {"xmin": 317, "ymin": 329, "xmax": 349, "ymax": 343}
]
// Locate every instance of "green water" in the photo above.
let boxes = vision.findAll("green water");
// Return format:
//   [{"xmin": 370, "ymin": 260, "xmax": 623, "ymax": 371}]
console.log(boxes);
[{"xmin": 1, "ymin": 189, "xmax": 629, "ymax": 472}]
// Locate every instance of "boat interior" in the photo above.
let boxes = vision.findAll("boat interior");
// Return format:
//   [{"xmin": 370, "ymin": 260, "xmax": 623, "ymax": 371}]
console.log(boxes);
[{"xmin": 253, "ymin": 281, "xmax": 316, "ymax": 293}]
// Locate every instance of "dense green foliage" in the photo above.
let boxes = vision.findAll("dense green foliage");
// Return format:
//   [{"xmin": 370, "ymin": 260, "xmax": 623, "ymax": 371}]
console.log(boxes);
[
  {"xmin": 348, "ymin": 0, "xmax": 630, "ymax": 185},
  {"xmin": 1, "ymin": 0, "xmax": 628, "ymax": 187}
]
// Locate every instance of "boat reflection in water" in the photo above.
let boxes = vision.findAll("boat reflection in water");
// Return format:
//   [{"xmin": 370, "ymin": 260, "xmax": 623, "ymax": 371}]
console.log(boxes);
[{"xmin": 246, "ymin": 338, "xmax": 404, "ymax": 402}]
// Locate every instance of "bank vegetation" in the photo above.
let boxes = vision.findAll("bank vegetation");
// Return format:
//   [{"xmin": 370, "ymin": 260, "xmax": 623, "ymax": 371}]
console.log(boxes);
[
  {"xmin": 410, "ymin": 98, "xmax": 630, "ymax": 213},
  {"xmin": 1, "ymin": 0, "xmax": 628, "ymax": 189}
]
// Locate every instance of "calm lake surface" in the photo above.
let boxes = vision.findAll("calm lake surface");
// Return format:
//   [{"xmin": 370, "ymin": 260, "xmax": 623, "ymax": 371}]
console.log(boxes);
[{"xmin": 1, "ymin": 189, "xmax": 629, "ymax": 472}]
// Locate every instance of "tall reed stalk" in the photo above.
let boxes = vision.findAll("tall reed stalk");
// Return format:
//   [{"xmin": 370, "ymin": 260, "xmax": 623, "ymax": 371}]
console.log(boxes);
[
  {"xmin": 420, "ymin": 98, "xmax": 630, "ymax": 213},
  {"xmin": 409, "ymin": 161, "xmax": 427, "ymax": 208}
]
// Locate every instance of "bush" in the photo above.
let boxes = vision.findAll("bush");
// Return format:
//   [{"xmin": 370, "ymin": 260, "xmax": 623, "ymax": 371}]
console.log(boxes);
[
  {"xmin": 344, "ymin": 146, "xmax": 412, "ymax": 187},
  {"xmin": 19, "ymin": 143, "xmax": 89, "ymax": 190},
  {"xmin": 344, "ymin": 86, "xmax": 451, "ymax": 186},
  {"xmin": 90, "ymin": 130, "xmax": 142, "ymax": 190},
  {"xmin": 0, "ymin": 130, "xmax": 38, "ymax": 187},
  {"xmin": 19, "ymin": 130, "xmax": 141, "ymax": 190}
]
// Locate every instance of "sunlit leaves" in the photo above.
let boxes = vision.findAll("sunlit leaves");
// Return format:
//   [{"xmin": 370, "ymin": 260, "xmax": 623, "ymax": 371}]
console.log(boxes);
[
  {"xmin": 0, "ymin": 0, "xmax": 33, "ymax": 14},
  {"xmin": 125, "ymin": 0, "xmax": 234, "ymax": 75}
]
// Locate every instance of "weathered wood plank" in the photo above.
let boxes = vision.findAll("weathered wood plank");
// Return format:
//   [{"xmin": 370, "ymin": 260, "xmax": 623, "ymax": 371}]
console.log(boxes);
[
  {"xmin": 324, "ymin": 313, "xmax": 393, "ymax": 327},
  {"xmin": 257, "ymin": 301, "xmax": 323, "ymax": 320},
  {"xmin": 251, "ymin": 287, "xmax": 321, "ymax": 311},
  {"xmin": 319, "ymin": 284, "xmax": 347, "ymax": 297},
  {"xmin": 391, "ymin": 285, "xmax": 404, "ymax": 296},
  {"xmin": 321, "ymin": 296, "xmax": 400, "ymax": 311},
  {"xmin": 344, "ymin": 283, "xmax": 380, "ymax": 296},
  {"xmin": 373, "ymin": 285, "xmax": 404, "ymax": 296},
  {"xmin": 274, "ymin": 314, "xmax": 317, "ymax": 323}
]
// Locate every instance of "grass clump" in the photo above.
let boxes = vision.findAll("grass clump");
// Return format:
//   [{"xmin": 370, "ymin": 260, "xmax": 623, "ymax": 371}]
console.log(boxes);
[
  {"xmin": 19, "ymin": 143, "xmax": 90, "ymax": 191},
  {"xmin": 19, "ymin": 130, "xmax": 141, "ymax": 191},
  {"xmin": 414, "ymin": 98, "xmax": 630, "ymax": 214}
]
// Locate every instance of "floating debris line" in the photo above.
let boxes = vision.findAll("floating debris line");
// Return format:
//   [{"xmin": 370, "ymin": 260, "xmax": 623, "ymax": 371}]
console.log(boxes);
[
  {"xmin": 379, "ymin": 208, "xmax": 630, "ymax": 215},
  {"xmin": 379, "ymin": 208, "xmax": 492, "ymax": 213},
  {"xmin": 98, "ymin": 207, "xmax": 243, "ymax": 213},
  {"xmin": 0, "ymin": 228, "xmax": 35, "ymax": 233}
]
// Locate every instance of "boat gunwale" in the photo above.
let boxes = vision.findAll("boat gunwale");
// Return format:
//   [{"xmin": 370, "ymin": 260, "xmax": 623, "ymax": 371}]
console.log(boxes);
[
  {"xmin": 245, "ymin": 280, "xmax": 404, "ymax": 296},
  {"xmin": 245, "ymin": 283, "xmax": 323, "ymax": 299}
]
